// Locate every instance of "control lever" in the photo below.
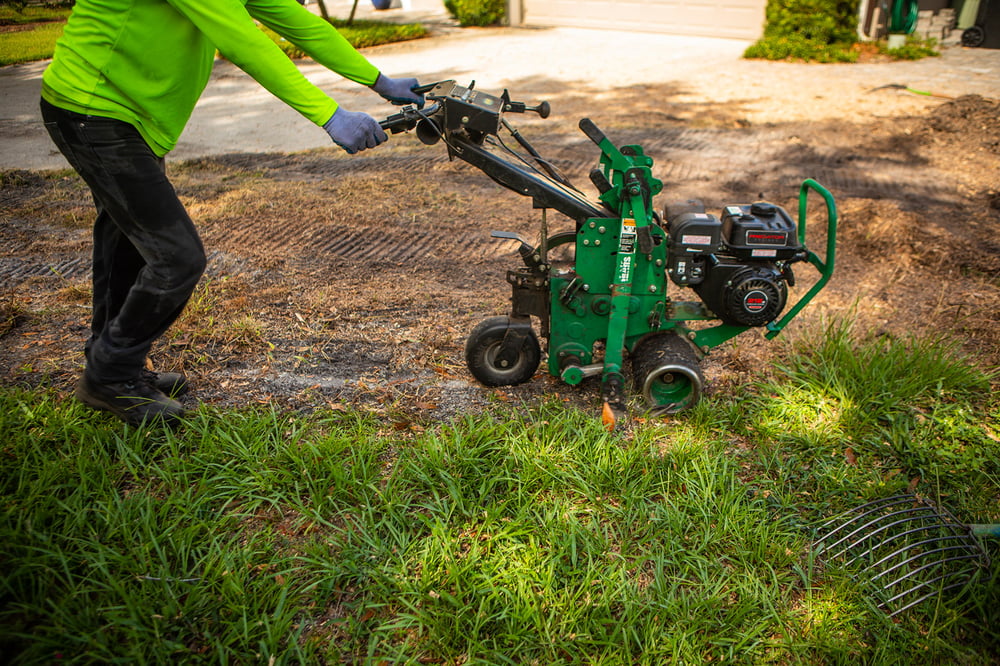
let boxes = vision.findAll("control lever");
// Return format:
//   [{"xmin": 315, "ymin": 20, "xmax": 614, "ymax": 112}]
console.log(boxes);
[
  {"xmin": 579, "ymin": 117, "xmax": 632, "ymax": 170},
  {"xmin": 589, "ymin": 168, "xmax": 613, "ymax": 195},
  {"xmin": 491, "ymin": 230, "xmax": 542, "ymax": 270},
  {"xmin": 501, "ymin": 88, "xmax": 551, "ymax": 119},
  {"xmin": 503, "ymin": 99, "xmax": 551, "ymax": 118},
  {"xmin": 579, "ymin": 118, "xmax": 607, "ymax": 147},
  {"xmin": 501, "ymin": 117, "xmax": 574, "ymax": 188},
  {"xmin": 412, "ymin": 80, "xmax": 451, "ymax": 95}
]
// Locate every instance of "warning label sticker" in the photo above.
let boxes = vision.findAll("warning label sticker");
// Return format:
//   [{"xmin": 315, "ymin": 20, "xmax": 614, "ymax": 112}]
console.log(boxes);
[
  {"xmin": 620, "ymin": 218, "xmax": 636, "ymax": 254},
  {"xmin": 682, "ymin": 234, "xmax": 713, "ymax": 246}
]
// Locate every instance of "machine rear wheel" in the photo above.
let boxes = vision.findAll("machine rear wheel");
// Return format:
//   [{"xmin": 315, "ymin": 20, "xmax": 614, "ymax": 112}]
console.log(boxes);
[
  {"xmin": 465, "ymin": 316, "xmax": 541, "ymax": 387},
  {"xmin": 631, "ymin": 333, "xmax": 704, "ymax": 414}
]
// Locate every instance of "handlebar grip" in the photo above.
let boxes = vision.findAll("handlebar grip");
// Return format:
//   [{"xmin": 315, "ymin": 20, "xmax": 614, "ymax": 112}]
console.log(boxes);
[
  {"xmin": 378, "ymin": 102, "xmax": 442, "ymax": 134},
  {"xmin": 379, "ymin": 114, "xmax": 402, "ymax": 130},
  {"xmin": 579, "ymin": 118, "xmax": 608, "ymax": 147},
  {"xmin": 379, "ymin": 111, "xmax": 414, "ymax": 133}
]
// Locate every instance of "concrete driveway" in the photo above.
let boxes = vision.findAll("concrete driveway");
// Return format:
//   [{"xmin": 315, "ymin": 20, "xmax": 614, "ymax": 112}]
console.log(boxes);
[{"xmin": 2, "ymin": 0, "xmax": 998, "ymax": 171}]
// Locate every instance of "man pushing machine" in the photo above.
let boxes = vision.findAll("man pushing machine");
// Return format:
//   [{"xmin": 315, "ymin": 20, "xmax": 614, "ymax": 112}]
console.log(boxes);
[{"xmin": 41, "ymin": 0, "xmax": 424, "ymax": 426}]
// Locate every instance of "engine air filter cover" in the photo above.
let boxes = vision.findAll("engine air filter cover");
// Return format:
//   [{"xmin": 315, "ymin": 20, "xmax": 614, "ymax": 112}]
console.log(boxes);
[{"xmin": 722, "ymin": 202, "xmax": 802, "ymax": 261}]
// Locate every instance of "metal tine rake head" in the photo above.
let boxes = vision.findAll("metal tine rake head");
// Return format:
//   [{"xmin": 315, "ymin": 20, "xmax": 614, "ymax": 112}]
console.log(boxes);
[{"xmin": 813, "ymin": 494, "xmax": 995, "ymax": 617}]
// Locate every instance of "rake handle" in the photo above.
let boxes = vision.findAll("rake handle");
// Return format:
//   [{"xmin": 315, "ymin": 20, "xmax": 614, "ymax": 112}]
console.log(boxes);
[{"xmin": 970, "ymin": 524, "xmax": 1000, "ymax": 538}]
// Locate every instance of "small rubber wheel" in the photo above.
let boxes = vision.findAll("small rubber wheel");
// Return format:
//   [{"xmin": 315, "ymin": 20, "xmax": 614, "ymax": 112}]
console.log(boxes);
[{"xmin": 465, "ymin": 316, "xmax": 541, "ymax": 387}]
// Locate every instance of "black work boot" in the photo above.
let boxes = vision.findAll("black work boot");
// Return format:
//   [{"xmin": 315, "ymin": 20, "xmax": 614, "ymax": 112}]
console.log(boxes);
[
  {"xmin": 141, "ymin": 368, "xmax": 189, "ymax": 397},
  {"xmin": 75, "ymin": 374, "xmax": 185, "ymax": 427}
]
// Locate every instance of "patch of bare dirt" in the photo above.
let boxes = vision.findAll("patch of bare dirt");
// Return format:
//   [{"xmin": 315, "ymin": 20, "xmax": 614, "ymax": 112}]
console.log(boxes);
[{"xmin": 1, "ymin": 90, "xmax": 997, "ymax": 423}]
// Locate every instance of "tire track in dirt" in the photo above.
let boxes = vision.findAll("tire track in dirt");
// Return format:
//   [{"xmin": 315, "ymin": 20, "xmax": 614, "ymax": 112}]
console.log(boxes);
[
  {"xmin": 218, "ymin": 221, "xmax": 517, "ymax": 268},
  {"xmin": 0, "ymin": 256, "xmax": 89, "ymax": 280},
  {"xmin": 0, "ymin": 119, "xmax": 971, "ymax": 285}
]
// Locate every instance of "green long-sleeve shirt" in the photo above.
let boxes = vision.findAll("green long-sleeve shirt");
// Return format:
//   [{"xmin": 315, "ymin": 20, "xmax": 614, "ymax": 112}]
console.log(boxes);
[{"xmin": 42, "ymin": 0, "xmax": 380, "ymax": 156}]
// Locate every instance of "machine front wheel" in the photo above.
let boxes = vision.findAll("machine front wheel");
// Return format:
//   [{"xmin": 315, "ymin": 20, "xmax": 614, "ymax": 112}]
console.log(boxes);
[
  {"xmin": 631, "ymin": 333, "xmax": 704, "ymax": 414},
  {"xmin": 465, "ymin": 316, "xmax": 541, "ymax": 387}
]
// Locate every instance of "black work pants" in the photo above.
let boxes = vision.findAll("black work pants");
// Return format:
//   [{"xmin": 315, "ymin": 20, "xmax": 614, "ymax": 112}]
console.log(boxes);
[{"xmin": 41, "ymin": 99, "xmax": 206, "ymax": 384}]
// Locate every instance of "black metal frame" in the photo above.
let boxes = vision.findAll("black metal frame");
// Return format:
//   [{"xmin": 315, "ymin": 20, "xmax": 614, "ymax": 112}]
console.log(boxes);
[{"xmin": 380, "ymin": 80, "xmax": 613, "ymax": 227}]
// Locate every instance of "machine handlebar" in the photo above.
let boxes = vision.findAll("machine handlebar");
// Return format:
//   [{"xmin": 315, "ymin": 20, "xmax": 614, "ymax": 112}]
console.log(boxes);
[{"xmin": 377, "ymin": 80, "xmax": 551, "ymax": 137}]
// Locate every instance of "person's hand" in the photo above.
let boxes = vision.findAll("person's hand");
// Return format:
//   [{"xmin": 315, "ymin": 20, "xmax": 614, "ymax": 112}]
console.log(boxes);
[
  {"xmin": 323, "ymin": 108, "xmax": 387, "ymax": 154},
  {"xmin": 370, "ymin": 73, "xmax": 424, "ymax": 108}
]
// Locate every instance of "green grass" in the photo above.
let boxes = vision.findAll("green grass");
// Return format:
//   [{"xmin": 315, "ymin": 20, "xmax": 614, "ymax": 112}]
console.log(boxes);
[
  {"xmin": 0, "ymin": 5, "xmax": 70, "ymax": 25},
  {"xmin": 879, "ymin": 35, "xmax": 941, "ymax": 60},
  {"xmin": 2, "ymin": 319, "xmax": 999, "ymax": 663},
  {"xmin": 0, "ymin": 5, "xmax": 70, "ymax": 66},
  {"xmin": 0, "ymin": 9, "xmax": 425, "ymax": 67},
  {"xmin": 263, "ymin": 19, "xmax": 427, "ymax": 57},
  {"xmin": 0, "ymin": 20, "xmax": 64, "ymax": 66}
]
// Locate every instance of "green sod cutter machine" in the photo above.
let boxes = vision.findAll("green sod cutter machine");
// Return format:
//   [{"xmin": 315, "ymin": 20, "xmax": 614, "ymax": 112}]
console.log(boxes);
[{"xmin": 380, "ymin": 81, "xmax": 838, "ymax": 422}]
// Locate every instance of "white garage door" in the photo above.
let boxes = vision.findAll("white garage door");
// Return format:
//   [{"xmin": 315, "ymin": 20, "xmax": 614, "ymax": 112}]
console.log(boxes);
[{"xmin": 519, "ymin": 0, "xmax": 767, "ymax": 40}]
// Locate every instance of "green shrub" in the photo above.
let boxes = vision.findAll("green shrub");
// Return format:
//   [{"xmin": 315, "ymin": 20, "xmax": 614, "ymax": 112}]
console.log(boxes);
[
  {"xmin": 744, "ymin": 34, "xmax": 859, "ymax": 62},
  {"xmin": 444, "ymin": 0, "xmax": 505, "ymax": 27},
  {"xmin": 329, "ymin": 18, "xmax": 427, "ymax": 49},
  {"xmin": 760, "ymin": 0, "xmax": 860, "ymax": 43},
  {"xmin": 745, "ymin": 0, "xmax": 862, "ymax": 62},
  {"xmin": 261, "ymin": 19, "xmax": 426, "ymax": 59}
]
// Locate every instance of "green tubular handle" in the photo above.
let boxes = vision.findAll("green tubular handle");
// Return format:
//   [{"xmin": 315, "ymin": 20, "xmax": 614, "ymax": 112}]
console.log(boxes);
[
  {"xmin": 971, "ymin": 524, "xmax": 1000, "ymax": 539},
  {"xmin": 580, "ymin": 118, "xmax": 633, "ymax": 172},
  {"xmin": 765, "ymin": 178, "xmax": 838, "ymax": 340}
]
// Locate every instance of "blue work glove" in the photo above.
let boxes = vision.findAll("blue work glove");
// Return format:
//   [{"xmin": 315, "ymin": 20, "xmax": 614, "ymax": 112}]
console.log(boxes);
[
  {"xmin": 370, "ymin": 73, "xmax": 424, "ymax": 108},
  {"xmin": 323, "ymin": 107, "xmax": 387, "ymax": 154}
]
